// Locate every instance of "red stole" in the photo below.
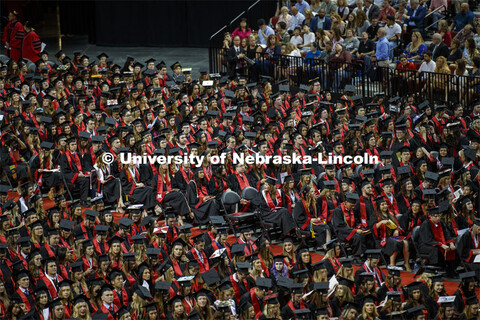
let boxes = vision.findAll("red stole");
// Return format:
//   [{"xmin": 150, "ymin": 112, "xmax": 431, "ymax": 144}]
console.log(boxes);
[
  {"xmin": 264, "ymin": 190, "xmax": 283, "ymax": 211},
  {"xmin": 190, "ymin": 248, "xmax": 210, "ymax": 273},
  {"xmin": 342, "ymin": 203, "xmax": 355, "ymax": 228},
  {"xmin": 250, "ymin": 288, "xmax": 263, "ymax": 315},
  {"xmin": 172, "ymin": 259, "xmax": 184, "ymax": 277},
  {"xmin": 288, "ymin": 300, "xmax": 306, "ymax": 311},
  {"xmin": 301, "ymin": 199, "xmax": 312, "ymax": 229},
  {"xmin": 113, "ymin": 288, "xmax": 129, "ymax": 307},
  {"xmin": 235, "ymin": 171, "xmax": 250, "ymax": 189},
  {"xmin": 157, "ymin": 174, "xmax": 171, "ymax": 202},
  {"xmin": 16, "ymin": 288, "xmax": 32, "ymax": 311},
  {"xmin": 230, "ymin": 275, "xmax": 249, "ymax": 303},
  {"xmin": 429, "ymin": 219, "xmax": 455, "ymax": 260}
]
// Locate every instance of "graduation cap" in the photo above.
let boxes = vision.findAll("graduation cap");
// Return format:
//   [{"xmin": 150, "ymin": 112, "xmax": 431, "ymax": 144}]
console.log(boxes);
[
  {"xmin": 314, "ymin": 282, "xmax": 329, "ymax": 293},
  {"xmin": 437, "ymin": 296, "xmax": 456, "ymax": 307},
  {"xmin": 293, "ymin": 269, "xmax": 309, "ymax": 279},
  {"xmin": 422, "ymin": 189, "xmax": 437, "ymax": 200},
  {"xmin": 365, "ymin": 249, "xmax": 382, "ymax": 259},
  {"xmin": 345, "ymin": 192, "xmax": 359, "ymax": 203},
  {"xmin": 425, "ymin": 171, "xmax": 439, "ymax": 182},
  {"xmin": 84, "ymin": 209, "xmax": 98, "ymax": 220},
  {"xmin": 118, "ymin": 217, "xmax": 134, "ymax": 229},
  {"xmin": 293, "ymin": 309, "xmax": 312, "ymax": 319},
  {"xmin": 135, "ymin": 285, "xmax": 153, "ymax": 299},
  {"xmin": 201, "ymin": 269, "xmax": 221, "ymax": 286},
  {"xmin": 460, "ymin": 271, "xmax": 476, "ymax": 282},
  {"xmin": 255, "ymin": 277, "xmax": 272, "ymax": 290},
  {"xmin": 387, "ymin": 266, "xmax": 402, "ymax": 277}
]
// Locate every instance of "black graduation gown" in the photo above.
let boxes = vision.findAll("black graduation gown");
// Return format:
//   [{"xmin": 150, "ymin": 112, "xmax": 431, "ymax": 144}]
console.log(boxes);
[
  {"xmin": 152, "ymin": 173, "xmax": 190, "ymax": 216},
  {"xmin": 228, "ymin": 172, "xmax": 252, "ymax": 195},
  {"xmin": 456, "ymin": 230, "xmax": 480, "ymax": 277},
  {"xmin": 59, "ymin": 151, "xmax": 90, "ymax": 201},
  {"xmin": 207, "ymin": 176, "xmax": 227, "ymax": 201},
  {"xmin": 92, "ymin": 165, "xmax": 121, "ymax": 204},
  {"xmin": 186, "ymin": 180, "xmax": 219, "ymax": 225},
  {"xmin": 119, "ymin": 168, "xmax": 156, "ymax": 209},
  {"xmin": 418, "ymin": 218, "xmax": 454, "ymax": 264},
  {"xmin": 252, "ymin": 189, "xmax": 296, "ymax": 235},
  {"xmin": 331, "ymin": 205, "xmax": 366, "ymax": 257},
  {"xmin": 293, "ymin": 199, "xmax": 329, "ymax": 245},
  {"xmin": 30, "ymin": 155, "xmax": 63, "ymax": 189},
  {"xmin": 0, "ymin": 146, "xmax": 30, "ymax": 182},
  {"xmin": 173, "ymin": 169, "xmax": 192, "ymax": 193}
]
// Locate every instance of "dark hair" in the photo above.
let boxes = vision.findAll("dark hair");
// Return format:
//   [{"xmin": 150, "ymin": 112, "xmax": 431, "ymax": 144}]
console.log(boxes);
[
  {"xmin": 278, "ymin": 21, "xmax": 287, "ymax": 30},
  {"xmin": 472, "ymin": 56, "xmax": 480, "ymax": 68},
  {"xmin": 257, "ymin": 19, "xmax": 266, "ymax": 27},
  {"xmin": 386, "ymin": 15, "xmax": 395, "ymax": 21},
  {"xmin": 424, "ymin": 50, "xmax": 432, "ymax": 57}
]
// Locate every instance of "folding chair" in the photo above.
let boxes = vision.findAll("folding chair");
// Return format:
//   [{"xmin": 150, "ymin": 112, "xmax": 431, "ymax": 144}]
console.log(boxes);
[{"xmin": 221, "ymin": 189, "xmax": 259, "ymax": 238}]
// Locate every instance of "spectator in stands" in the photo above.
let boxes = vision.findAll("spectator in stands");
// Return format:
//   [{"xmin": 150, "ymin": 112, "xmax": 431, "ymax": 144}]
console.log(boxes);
[
  {"xmin": 310, "ymin": 0, "xmax": 322, "ymax": 13},
  {"xmin": 467, "ymin": 56, "xmax": 480, "ymax": 96},
  {"xmin": 463, "ymin": 37, "xmax": 479, "ymax": 66},
  {"xmin": 418, "ymin": 50, "xmax": 436, "ymax": 73},
  {"xmin": 366, "ymin": 18, "xmax": 380, "ymax": 40},
  {"xmin": 356, "ymin": 31, "xmax": 376, "ymax": 66},
  {"xmin": 447, "ymin": 39, "xmax": 463, "ymax": 63},
  {"xmin": 330, "ymin": 13, "xmax": 346, "ymax": 33},
  {"xmin": 290, "ymin": 27, "xmax": 303, "ymax": 48},
  {"xmin": 450, "ymin": 3, "xmax": 475, "ymax": 32},
  {"xmin": 405, "ymin": 0, "xmax": 427, "ymax": 33},
  {"xmin": 438, "ymin": 19, "xmax": 452, "ymax": 46},
  {"xmin": 346, "ymin": 13, "xmax": 356, "ymax": 30},
  {"xmin": 299, "ymin": 24, "xmax": 316, "ymax": 52},
  {"xmin": 385, "ymin": 16, "xmax": 402, "ymax": 59},
  {"xmin": 310, "ymin": 9, "xmax": 332, "ymax": 33},
  {"xmin": 365, "ymin": 0, "xmax": 381, "ymax": 20},
  {"xmin": 395, "ymin": 54, "xmax": 417, "ymax": 92},
  {"xmin": 319, "ymin": 41, "xmax": 335, "ymax": 64},
  {"xmin": 395, "ymin": 1, "xmax": 408, "ymax": 25},
  {"xmin": 319, "ymin": 0, "xmax": 338, "ymax": 17},
  {"xmin": 295, "ymin": 0, "xmax": 310, "ymax": 15},
  {"xmin": 353, "ymin": 0, "xmax": 364, "ymax": 14},
  {"xmin": 227, "ymin": 36, "xmax": 246, "ymax": 79},
  {"xmin": 430, "ymin": 33, "xmax": 450, "ymax": 61},
  {"xmin": 315, "ymin": 28, "xmax": 331, "ymax": 50},
  {"xmin": 276, "ymin": 6, "xmax": 292, "ymax": 30},
  {"xmin": 257, "ymin": 19, "xmax": 275, "ymax": 46},
  {"xmin": 274, "ymin": 0, "xmax": 292, "ymax": 16},
  {"xmin": 337, "ymin": 0, "xmax": 349, "ymax": 20},
  {"xmin": 276, "ymin": 22, "xmax": 290, "ymax": 44},
  {"xmin": 331, "ymin": 26, "xmax": 345, "ymax": 48},
  {"xmin": 231, "ymin": 18, "xmax": 252, "ymax": 41},
  {"xmin": 403, "ymin": 31, "xmax": 428, "ymax": 60},
  {"xmin": 372, "ymin": 27, "xmax": 391, "ymax": 66},
  {"xmin": 305, "ymin": 42, "xmax": 322, "ymax": 66},
  {"xmin": 288, "ymin": 7, "xmax": 305, "ymax": 32},
  {"xmin": 344, "ymin": 29, "xmax": 360, "ymax": 54},
  {"xmin": 304, "ymin": 10, "xmax": 316, "ymax": 28},
  {"xmin": 286, "ymin": 42, "xmax": 302, "ymax": 58},
  {"xmin": 329, "ymin": 43, "xmax": 353, "ymax": 91},
  {"xmin": 430, "ymin": 56, "xmax": 451, "ymax": 93},
  {"xmin": 378, "ymin": 0, "xmax": 396, "ymax": 25},
  {"xmin": 473, "ymin": 23, "xmax": 480, "ymax": 49},
  {"xmin": 354, "ymin": 10, "xmax": 371, "ymax": 37},
  {"xmin": 427, "ymin": 0, "xmax": 447, "ymax": 29},
  {"xmin": 453, "ymin": 24, "xmax": 474, "ymax": 48}
]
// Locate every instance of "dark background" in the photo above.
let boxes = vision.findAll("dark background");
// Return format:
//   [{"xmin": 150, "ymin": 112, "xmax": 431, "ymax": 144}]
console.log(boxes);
[{"xmin": 1, "ymin": 0, "xmax": 277, "ymax": 48}]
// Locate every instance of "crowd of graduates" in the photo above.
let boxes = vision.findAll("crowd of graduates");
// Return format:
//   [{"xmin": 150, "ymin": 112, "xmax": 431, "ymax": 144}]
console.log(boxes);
[{"xmin": 2, "ymin": 7, "xmax": 480, "ymax": 320}]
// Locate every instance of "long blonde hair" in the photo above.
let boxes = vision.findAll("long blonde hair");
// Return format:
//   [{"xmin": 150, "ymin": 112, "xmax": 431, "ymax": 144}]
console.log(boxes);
[
  {"xmin": 408, "ymin": 32, "xmax": 424, "ymax": 53},
  {"xmin": 72, "ymin": 302, "xmax": 92, "ymax": 320},
  {"xmin": 434, "ymin": 56, "xmax": 451, "ymax": 74}
]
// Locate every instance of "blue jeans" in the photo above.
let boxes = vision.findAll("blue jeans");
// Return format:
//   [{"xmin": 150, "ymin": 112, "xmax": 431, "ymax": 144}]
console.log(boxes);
[{"xmin": 431, "ymin": 12, "xmax": 444, "ymax": 29}]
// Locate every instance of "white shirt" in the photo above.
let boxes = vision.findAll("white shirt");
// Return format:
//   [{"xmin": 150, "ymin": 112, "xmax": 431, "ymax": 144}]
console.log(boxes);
[
  {"xmin": 288, "ymin": 12, "xmax": 305, "ymax": 31},
  {"xmin": 303, "ymin": 32, "xmax": 315, "ymax": 45},
  {"xmin": 290, "ymin": 35, "xmax": 303, "ymax": 47},
  {"xmin": 385, "ymin": 23, "xmax": 402, "ymax": 41},
  {"xmin": 418, "ymin": 60, "xmax": 436, "ymax": 73}
]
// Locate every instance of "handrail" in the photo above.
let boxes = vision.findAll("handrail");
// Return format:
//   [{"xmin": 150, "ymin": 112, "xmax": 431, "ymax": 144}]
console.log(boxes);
[
  {"xmin": 229, "ymin": 11, "xmax": 246, "ymax": 28},
  {"xmin": 248, "ymin": 0, "xmax": 261, "ymax": 12},
  {"xmin": 210, "ymin": 25, "xmax": 228, "ymax": 41},
  {"xmin": 425, "ymin": 4, "xmax": 446, "ymax": 19}
]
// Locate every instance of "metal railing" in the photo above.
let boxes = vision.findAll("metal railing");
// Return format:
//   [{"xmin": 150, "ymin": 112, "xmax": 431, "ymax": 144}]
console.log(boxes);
[
  {"xmin": 424, "ymin": 4, "xmax": 448, "ymax": 31},
  {"xmin": 209, "ymin": 48, "xmax": 480, "ymax": 107}
]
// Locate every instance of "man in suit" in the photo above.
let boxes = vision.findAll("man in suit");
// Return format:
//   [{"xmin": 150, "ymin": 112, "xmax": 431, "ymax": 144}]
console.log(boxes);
[
  {"xmin": 309, "ymin": 9, "xmax": 332, "ymax": 32},
  {"xmin": 429, "ymin": 33, "xmax": 450, "ymax": 61},
  {"xmin": 364, "ymin": 0, "xmax": 381, "ymax": 20},
  {"xmin": 226, "ymin": 35, "xmax": 245, "ymax": 79},
  {"xmin": 405, "ymin": 0, "xmax": 427, "ymax": 33}
]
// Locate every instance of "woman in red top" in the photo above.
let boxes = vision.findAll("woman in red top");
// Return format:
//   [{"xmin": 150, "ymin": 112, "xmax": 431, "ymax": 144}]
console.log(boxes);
[
  {"xmin": 21, "ymin": 21, "xmax": 42, "ymax": 63},
  {"xmin": 231, "ymin": 18, "xmax": 252, "ymax": 40}
]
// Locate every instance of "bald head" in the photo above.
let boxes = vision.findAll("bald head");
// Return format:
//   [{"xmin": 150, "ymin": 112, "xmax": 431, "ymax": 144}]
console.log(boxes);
[{"xmin": 377, "ymin": 27, "xmax": 386, "ymax": 37}]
